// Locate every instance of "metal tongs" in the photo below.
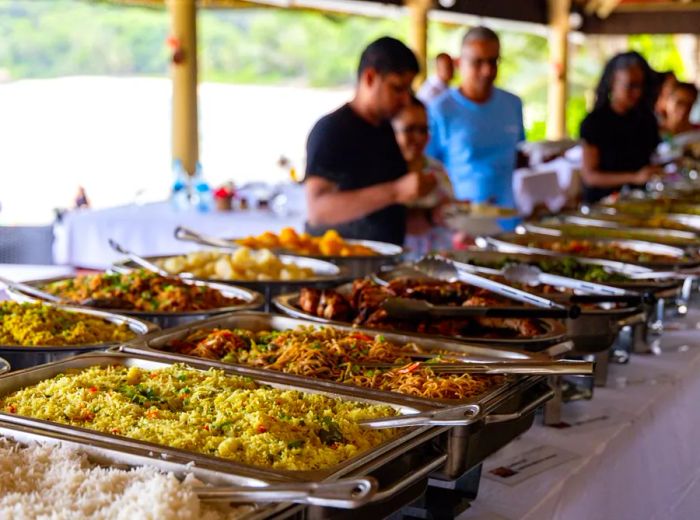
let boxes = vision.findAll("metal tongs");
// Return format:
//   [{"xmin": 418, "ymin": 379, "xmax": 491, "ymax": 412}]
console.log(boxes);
[
  {"xmin": 413, "ymin": 255, "xmax": 580, "ymax": 315},
  {"xmin": 358, "ymin": 403, "xmax": 483, "ymax": 429},
  {"xmin": 0, "ymin": 276, "xmax": 63, "ymax": 303},
  {"xmin": 627, "ymin": 267, "xmax": 700, "ymax": 280},
  {"xmin": 196, "ymin": 477, "xmax": 377, "ymax": 508},
  {"xmin": 359, "ymin": 359, "xmax": 594, "ymax": 376},
  {"xmin": 174, "ymin": 226, "xmax": 239, "ymax": 250},
  {"xmin": 453, "ymin": 260, "xmax": 648, "ymax": 305},
  {"xmin": 382, "ymin": 297, "xmax": 580, "ymax": 319},
  {"xmin": 108, "ymin": 239, "xmax": 193, "ymax": 278}
]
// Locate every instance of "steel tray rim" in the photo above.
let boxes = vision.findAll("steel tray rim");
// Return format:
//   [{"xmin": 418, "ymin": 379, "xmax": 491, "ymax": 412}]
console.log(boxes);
[
  {"xmin": 0, "ymin": 351, "xmax": 443, "ymax": 483},
  {"xmin": 272, "ymin": 291, "xmax": 570, "ymax": 346},
  {"xmin": 0, "ymin": 302, "xmax": 158, "ymax": 352},
  {"xmin": 481, "ymin": 233, "xmax": 700, "ymax": 268},
  {"xmin": 111, "ymin": 254, "xmax": 350, "ymax": 287},
  {"xmin": 114, "ymin": 310, "xmax": 551, "ymax": 412},
  {"xmin": 185, "ymin": 235, "xmax": 406, "ymax": 261},
  {"xmin": 5, "ymin": 276, "xmax": 265, "ymax": 318}
]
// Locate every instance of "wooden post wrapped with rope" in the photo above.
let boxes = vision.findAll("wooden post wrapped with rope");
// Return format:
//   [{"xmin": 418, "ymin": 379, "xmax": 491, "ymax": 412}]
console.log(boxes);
[
  {"xmin": 407, "ymin": 0, "xmax": 432, "ymax": 87},
  {"xmin": 546, "ymin": 0, "xmax": 571, "ymax": 140},
  {"xmin": 167, "ymin": 0, "xmax": 199, "ymax": 175}
]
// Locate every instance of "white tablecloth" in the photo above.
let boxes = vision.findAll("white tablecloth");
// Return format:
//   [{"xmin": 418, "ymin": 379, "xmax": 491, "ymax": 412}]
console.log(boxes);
[
  {"xmin": 458, "ymin": 311, "xmax": 700, "ymax": 520},
  {"xmin": 53, "ymin": 187, "xmax": 307, "ymax": 269}
]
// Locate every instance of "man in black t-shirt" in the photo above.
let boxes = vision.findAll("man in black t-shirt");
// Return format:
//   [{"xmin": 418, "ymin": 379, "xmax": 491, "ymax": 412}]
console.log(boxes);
[{"xmin": 304, "ymin": 37, "xmax": 436, "ymax": 245}]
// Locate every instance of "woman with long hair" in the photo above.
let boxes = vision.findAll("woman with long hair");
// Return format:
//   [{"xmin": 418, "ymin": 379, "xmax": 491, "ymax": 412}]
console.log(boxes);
[{"xmin": 579, "ymin": 51, "xmax": 662, "ymax": 204}]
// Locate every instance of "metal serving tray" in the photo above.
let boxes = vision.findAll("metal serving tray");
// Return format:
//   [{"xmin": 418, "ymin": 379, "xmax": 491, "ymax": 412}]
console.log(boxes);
[
  {"xmin": 479, "ymin": 232, "xmax": 700, "ymax": 269},
  {"xmin": 174, "ymin": 228, "xmax": 405, "ymax": 279},
  {"xmin": 0, "ymin": 420, "xmax": 299, "ymax": 520},
  {"xmin": 118, "ymin": 312, "xmax": 557, "ymax": 480},
  {"xmin": 0, "ymin": 303, "xmax": 158, "ymax": 371},
  {"xmin": 0, "ymin": 351, "xmax": 445, "ymax": 483},
  {"xmin": 557, "ymin": 212, "xmax": 700, "ymax": 234},
  {"xmin": 273, "ymin": 287, "xmax": 571, "ymax": 353},
  {"xmin": 5, "ymin": 276, "xmax": 265, "ymax": 329},
  {"xmin": 373, "ymin": 263, "xmax": 643, "ymax": 356},
  {"xmin": 446, "ymin": 249, "xmax": 682, "ymax": 295},
  {"xmin": 521, "ymin": 220, "xmax": 700, "ymax": 248},
  {"xmin": 112, "ymin": 255, "xmax": 349, "ymax": 311},
  {"xmin": 120, "ymin": 312, "xmax": 554, "ymax": 407}
]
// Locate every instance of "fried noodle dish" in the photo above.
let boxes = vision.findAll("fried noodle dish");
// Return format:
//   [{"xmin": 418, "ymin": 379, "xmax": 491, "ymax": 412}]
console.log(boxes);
[
  {"xmin": 42, "ymin": 270, "xmax": 246, "ymax": 312},
  {"xmin": 168, "ymin": 326, "xmax": 502, "ymax": 400}
]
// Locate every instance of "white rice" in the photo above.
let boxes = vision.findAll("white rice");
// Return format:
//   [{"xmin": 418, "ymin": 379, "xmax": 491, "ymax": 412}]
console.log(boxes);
[{"xmin": 0, "ymin": 438, "xmax": 253, "ymax": 520}]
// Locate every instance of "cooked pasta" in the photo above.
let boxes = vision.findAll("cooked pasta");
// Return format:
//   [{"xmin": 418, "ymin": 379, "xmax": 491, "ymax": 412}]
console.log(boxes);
[{"xmin": 168, "ymin": 326, "xmax": 501, "ymax": 400}]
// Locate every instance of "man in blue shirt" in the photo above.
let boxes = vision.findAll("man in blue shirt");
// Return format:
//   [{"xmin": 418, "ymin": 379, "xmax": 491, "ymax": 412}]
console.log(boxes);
[{"xmin": 426, "ymin": 27, "xmax": 525, "ymax": 208}]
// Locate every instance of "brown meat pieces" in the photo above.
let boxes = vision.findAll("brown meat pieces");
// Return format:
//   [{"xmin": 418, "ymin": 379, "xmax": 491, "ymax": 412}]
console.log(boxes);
[{"xmin": 298, "ymin": 288, "xmax": 353, "ymax": 321}]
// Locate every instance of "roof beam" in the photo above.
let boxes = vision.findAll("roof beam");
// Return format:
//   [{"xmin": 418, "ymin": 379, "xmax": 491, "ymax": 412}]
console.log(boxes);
[{"xmin": 581, "ymin": 8, "xmax": 700, "ymax": 33}]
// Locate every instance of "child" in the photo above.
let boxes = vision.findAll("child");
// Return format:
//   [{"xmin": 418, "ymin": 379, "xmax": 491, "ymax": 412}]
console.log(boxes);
[{"xmin": 392, "ymin": 96, "xmax": 454, "ymax": 257}]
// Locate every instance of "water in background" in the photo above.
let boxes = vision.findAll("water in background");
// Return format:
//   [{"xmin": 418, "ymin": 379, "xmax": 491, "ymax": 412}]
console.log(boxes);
[{"xmin": 0, "ymin": 76, "xmax": 351, "ymax": 225}]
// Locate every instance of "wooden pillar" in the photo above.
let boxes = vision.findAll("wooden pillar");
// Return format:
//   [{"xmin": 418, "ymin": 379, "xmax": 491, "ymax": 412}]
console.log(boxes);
[
  {"xmin": 168, "ymin": 0, "xmax": 199, "ymax": 175},
  {"xmin": 407, "ymin": 0, "xmax": 431, "ymax": 86},
  {"xmin": 546, "ymin": 0, "xmax": 570, "ymax": 140}
]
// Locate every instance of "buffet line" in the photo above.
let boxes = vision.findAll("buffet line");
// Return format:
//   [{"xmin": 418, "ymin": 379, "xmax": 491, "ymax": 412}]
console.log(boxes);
[{"xmin": 2, "ymin": 190, "xmax": 700, "ymax": 519}]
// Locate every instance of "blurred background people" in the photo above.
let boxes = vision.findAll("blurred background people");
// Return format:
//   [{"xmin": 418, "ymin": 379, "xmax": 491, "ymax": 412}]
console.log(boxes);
[
  {"xmin": 653, "ymin": 70, "xmax": 678, "ymax": 127},
  {"xmin": 304, "ymin": 37, "xmax": 435, "ymax": 245},
  {"xmin": 416, "ymin": 52, "xmax": 455, "ymax": 104},
  {"xmin": 661, "ymin": 82, "xmax": 699, "ymax": 138},
  {"xmin": 579, "ymin": 51, "xmax": 661, "ymax": 204},
  {"xmin": 426, "ymin": 26, "xmax": 524, "ymax": 209},
  {"xmin": 392, "ymin": 96, "xmax": 454, "ymax": 256}
]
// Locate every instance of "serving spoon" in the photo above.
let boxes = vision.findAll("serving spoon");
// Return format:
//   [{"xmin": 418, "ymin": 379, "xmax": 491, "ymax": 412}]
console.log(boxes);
[{"xmin": 108, "ymin": 239, "xmax": 193, "ymax": 278}]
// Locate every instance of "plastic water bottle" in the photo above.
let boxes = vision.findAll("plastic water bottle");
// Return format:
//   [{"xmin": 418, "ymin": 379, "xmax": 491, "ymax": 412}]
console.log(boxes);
[
  {"xmin": 170, "ymin": 159, "xmax": 190, "ymax": 211},
  {"xmin": 191, "ymin": 163, "xmax": 213, "ymax": 213}
]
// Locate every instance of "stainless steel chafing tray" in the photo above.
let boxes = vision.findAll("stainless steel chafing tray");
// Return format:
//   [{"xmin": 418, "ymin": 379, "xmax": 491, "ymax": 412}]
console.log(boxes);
[
  {"xmin": 520, "ymin": 221, "xmax": 700, "ymax": 248},
  {"xmin": 0, "ymin": 351, "xmax": 447, "ymax": 483},
  {"xmin": 0, "ymin": 420, "xmax": 299, "ymax": 520},
  {"xmin": 555, "ymin": 212, "xmax": 700, "ymax": 235},
  {"xmin": 272, "ymin": 283, "xmax": 571, "ymax": 353},
  {"xmin": 118, "ymin": 312, "xmax": 557, "ymax": 480},
  {"xmin": 478, "ymin": 232, "xmax": 700, "ymax": 270},
  {"xmin": 174, "ymin": 226, "xmax": 405, "ymax": 279},
  {"xmin": 372, "ymin": 263, "xmax": 644, "ymax": 357},
  {"xmin": 0, "ymin": 303, "xmax": 158, "ymax": 371},
  {"xmin": 5, "ymin": 276, "xmax": 265, "ymax": 329},
  {"xmin": 111, "ymin": 255, "xmax": 349, "ymax": 311}
]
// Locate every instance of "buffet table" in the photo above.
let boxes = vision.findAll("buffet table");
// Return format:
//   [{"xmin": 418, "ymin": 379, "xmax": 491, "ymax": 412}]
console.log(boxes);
[
  {"xmin": 53, "ymin": 201, "xmax": 306, "ymax": 269},
  {"xmin": 457, "ymin": 311, "xmax": 700, "ymax": 520}
]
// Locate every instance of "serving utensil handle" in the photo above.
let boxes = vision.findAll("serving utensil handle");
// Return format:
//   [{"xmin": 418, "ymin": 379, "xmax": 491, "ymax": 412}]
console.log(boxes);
[
  {"xmin": 197, "ymin": 478, "xmax": 377, "ymax": 508},
  {"xmin": 451, "ymin": 263, "xmax": 567, "ymax": 310},
  {"xmin": 0, "ymin": 276, "xmax": 63, "ymax": 303},
  {"xmin": 174, "ymin": 226, "xmax": 238, "ymax": 249},
  {"xmin": 359, "ymin": 403, "xmax": 482, "ymax": 428}
]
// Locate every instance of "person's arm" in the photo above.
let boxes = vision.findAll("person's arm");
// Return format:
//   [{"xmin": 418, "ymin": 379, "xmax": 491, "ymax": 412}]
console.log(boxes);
[
  {"xmin": 580, "ymin": 142, "xmax": 659, "ymax": 188},
  {"xmin": 305, "ymin": 173, "xmax": 426, "ymax": 227}
]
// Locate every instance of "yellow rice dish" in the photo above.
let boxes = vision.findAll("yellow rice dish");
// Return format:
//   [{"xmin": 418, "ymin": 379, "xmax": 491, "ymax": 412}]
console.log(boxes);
[
  {"xmin": 0, "ymin": 364, "xmax": 398, "ymax": 471},
  {"xmin": 0, "ymin": 302, "xmax": 136, "ymax": 346}
]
